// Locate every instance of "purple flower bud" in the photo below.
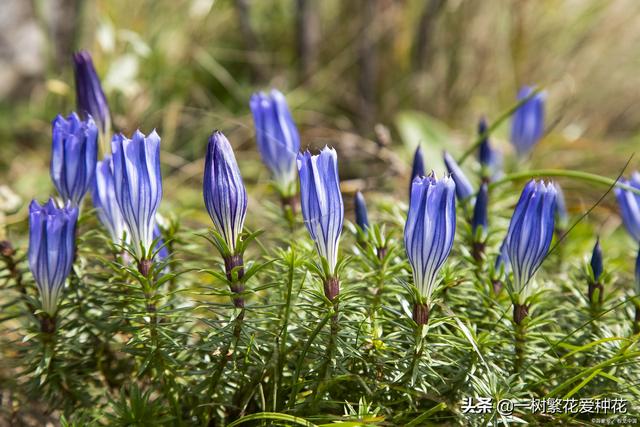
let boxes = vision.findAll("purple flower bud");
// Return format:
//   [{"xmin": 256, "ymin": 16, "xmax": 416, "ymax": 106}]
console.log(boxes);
[
  {"xmin": 511, "ymin": 86, "xmax": 545, "ymax": 156},
  {"xmin": 617, "ymin": 171, "xmax": 640, "ymax": 293},
  {"xmin": 405, "ymin": 174, "xmax": 456, "ymax": 300},
  {"xmin": 28, "ymin": 199, "xmax": 78, "ymax": 315},
  {"xmin": 505, "ymin": 180, "xmax": 557, "ymax": 298},
  {"xmin": 249, "ymin": 90, "xmax": 300, "ymax": 197},
  {"xmin": 72, "ymin": 51, "xmax": 111, "ymax": 137},
  {"xmin": 297, "ymin": 147, "xmax": 344, "ymax": 274},
  {"xmin": 409, "ymin": 146, "xmax": 426, "ymax": 199},
  {"xmin": 111, "ymin": 130, "xmax": 162, "ymax": 258},
  {"xmin": 554, "ymin": 183, "xmax": 569, "ymax": 229},
  {"xmin": 590, "ymin": 238, "xmax": 603, "ymax": 283},
  {"xmin": 478, "ymin": 117, "xmax": 491, "ymax": 165},
  {"xmin": 203, "ymin": 131, "xmax": 248, "ymax": 253},
  {"xmin": 153, "ymin": 223, "xmax": 169, "ymax": 262},
  {"xmin": 614, "ymin": 172, "xmax": 640, "ymax": 242},
  {"xmin": 354, "ymin": 191, "xmax": 370, "ymax": 231},
  {"xmin": 477, "ymin": 117, "xmax": 502, "ymax": 180},
  {"xmin": 51, "ymin": 113, "xmax": 98, "ymax": 205},
  {"xmin": 411, "ymin": 146, "xmax": 426, "ymax": 181},
  {"xmin": 443, "ymin": 151, "xmax": 474, "ymax": 201},
  {"xmin": 472, "ymin": 183, "xmax": 489, "ymax": 235}
]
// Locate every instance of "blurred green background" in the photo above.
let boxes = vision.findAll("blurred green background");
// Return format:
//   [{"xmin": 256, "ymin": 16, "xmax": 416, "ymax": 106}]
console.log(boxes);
[{"xmin": 1, "ymin": 0, "xmax": 639, "ymax": 241}]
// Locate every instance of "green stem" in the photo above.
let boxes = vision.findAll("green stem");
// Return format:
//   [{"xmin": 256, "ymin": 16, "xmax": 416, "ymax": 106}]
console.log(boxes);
[
  {"xmin": 280, "ymin": 194, "xmax": 298, "ymax": 232},
  {"xmin": 276, "ymin": 252, "xmax": 296, "ymax": 409},
  {"xmin": 514, "ymin": 321, "xmax": 526, "ymax": 375},
  {"xmin": 312, "ymin": 305, "xmax": 339, "ymax": 406},
  {"xmin": 405, "ymin": 324, "xmax": 424, "ymax": 382},
  {"xmin": 206, "ymin": 309, "xmax": 245, "ymax": 425},
  {"xmin": 146, "ymin": 295, "xmax": 158, "ymax": 346},
  {"xmin": 458, "ymin": 87, "xmax": 543, "ymax": 164},
  {"xmin": 371, "ymin": 261, "xmax": 385, "ymax": 317},
  {"xmin": 490, "ymin": 169, "xmax": 640, "ymax": 196},
  {"xmin": 139, "ymin": 261, "xmax": 158, "ymax": 346},
  {"xmin": 287, "ymin": 311, "xmax": 332, "ymax": 410}
]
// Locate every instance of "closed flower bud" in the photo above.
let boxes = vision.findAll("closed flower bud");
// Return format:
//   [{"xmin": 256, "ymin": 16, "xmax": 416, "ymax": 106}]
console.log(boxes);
[
  {"xmin": 405, "ymin": 174, "xmax": 456, "ymax": 302},
  {"xmin": 51, "ymin": 113, "xmax": 98, "ymax": 205},
  {"xmin": 203, "ymin": 131, "xmax": 248, "ymax": 253},
  {"xmin": 554, "ymin": 183, "xmax": 569, "ymax": 231},
  {"xmin": 298, "ymin": 147, "xmax": 344, "ymax": 276},
  {"xmin": 354, "ymin": 191, "xmax": 370, "ymax": 231},
  {"xmin": 92, "ymin": 155, "xmax": 128, "ymax": 245},
  {"xmin": 588, "ymin": 238, "xmax": 604, "ymax": 305},
  {"xmin": 111, "ymin": 130, "xmax": 163, "ymax": 259},
  {"xmin": 28, "ymin": 199, "xmax": 78, "ymax": 316},
  {"xmin": 614, "ymin": 172, "xmax": 640, "ymax": 242},
  {"xmin": 72, "ymin": 51, "xmax": 111, "ymax": 138},
  {"xmin": 472, "ymin": 183, "xmax": 489, "ymax": 235},
  {"xmin": 590, "ymin": 238, "xmax": 603, "ymax": 283},
  {"xmin": 505, "ymin": 180, "xmax": 557, "ymax": 300},
  {"xmin": 511, "ymin": 86, "xmax": 545, "ymax": 156},
  {"xmin": 153, "ymin": 223, "xmax": 169, "ymax": 262},
  {"xmin": 410, "ymin": 146, "xmax": 426, "ymax": 198},
  {"xmin": 477, "ymin": 117, "xmax": 491, "ymax": 165},
  {"xmin": 411, "ymin": 146, "xmax": 425, "ymax": 180},
  {"xmin": 477, "ymin": 117, "xmax": 502, "ymax": 180},
  {"xmin": 493, "ymin": 239, "xmax": 509, "ymax": 295},
  {"xmin": 249, "ymin": 90, "xmax": 300, "ymax": 197},
  {"xmin": 443, "ymin": 151, "xmax": 474, "ymax": 201}
]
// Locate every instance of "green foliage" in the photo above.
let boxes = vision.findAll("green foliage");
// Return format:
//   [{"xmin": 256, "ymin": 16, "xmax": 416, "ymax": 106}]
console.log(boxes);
[{"xmin": 2, "ymin": 178, "xmax": 640, "ymax": 425}]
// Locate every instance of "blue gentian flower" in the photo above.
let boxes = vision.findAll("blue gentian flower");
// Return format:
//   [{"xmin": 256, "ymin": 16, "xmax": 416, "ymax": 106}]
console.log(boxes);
[
  {"xmin": 510, "ymin": 86, "xmax": 545, "ymax": 156},
  {"xmin": 477, "ymin": 117, "xmax": 502, "ymax": 180},
  {"xmin": 477, "ymin": 117, "xmax": 491, "ymax": 166},
  {"xmin": 297, "ymin": 147, "xmax": 344, "ymax": 275},
  {"xmin": 443, "ymin": 151, "xmax": 474, "ymax": 201},
  {"xmin": 410, "ymin": 146, "xmax": 426, "ymax": 198},
  {"xmin": 111, "ymin": 130, "xmax": 162, "ymax": 259},
  {"xmin": 249, "ymin": 90, "xmax": 300, "ymax": 197},
  {"xmin": 72, "ymin": 51, "xmax": 111, "ymax": 138},
  {"xmin": 153, "ymin": 223, "xmax": 169, "ymax": 262},
  {"xmin": 614, "ymin": 172, "xmax": 640, "ymax": 291},
  {"xmin": 404, "ymin": 174, "xmax": 456, "ymax": 301},
  {"xmin": 28, "ymin": 199, "xmax": 78, "ymax": 316},
  {"xmin": 92, "ymin": 155, "xmax": 128, "ymax": 245},
  {"xmin": 492, "ymin": 239, "xmax": 510, "ymax": 295},
  {"xmin": 614, "ymin": 172, "xmax": 640, "ymax": 242},
  {"xmin": 495, "ymin": 239, "xmax": 510, "ymax": 275},
  {"xmin": 554, "ymin": 183, "xmax": 569, "ymax": 230},
  {"xmin": 51, "ymin": 113, "xmax": 98, "ymax": 206},
  {"xmin": 472, "ymin": 183, "xmax": 489, "ymax": 235},
  {"xmin": 203, "ymin": 131, "xmax": 248, "ymax": 253},
  {"xmin": 354, "ymin": 191, "xmax": 370, "ymax": 231},
  {"xmin": 505, "ymin": 180, "xmax": 557, "ymax": 300},
  {"xmin": 411, "ymin": 146, "xmax": 425, "ymax": 180},
  {"xmin": 590, "ymin": 238, "xmax": 603, "ymax": 283}
]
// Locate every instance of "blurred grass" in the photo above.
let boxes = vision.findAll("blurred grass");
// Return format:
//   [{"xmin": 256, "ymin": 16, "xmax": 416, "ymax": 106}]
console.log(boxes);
[{"xmin": 1, "ymin": 0, "xmax": 639, "ymax": 246}]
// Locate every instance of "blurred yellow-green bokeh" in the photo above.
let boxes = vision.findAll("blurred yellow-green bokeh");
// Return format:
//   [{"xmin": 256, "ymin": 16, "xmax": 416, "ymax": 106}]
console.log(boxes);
[{"xmin": 1, "ymin": 0, "xmax": 638, "ymax": 244}]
